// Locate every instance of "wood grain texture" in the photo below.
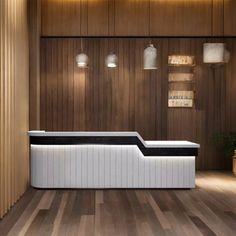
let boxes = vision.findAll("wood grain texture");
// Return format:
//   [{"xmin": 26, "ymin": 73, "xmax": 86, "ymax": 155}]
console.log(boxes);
[
  {"xmin": 41, "ymin": 0, "xmax": 82, "ymax": 36},
  {"xmin": 150, "ymin": 0, "xmax": 184, "ymax": 36},
  {"xmin": 182, "ymin": 0, "xmax": 213, "ymax": 36},
  {"xmin": 39, "ymin": 37, "xmax": 235, "ymax": 170},
  {"xmin": 40, "ymin": 0, "xmax": 234, "ymax": 36},
  {"xmin": 114, "ymin": 0, "xmax": 149, "ymax": 36},
  {"xmin": 225, "ymin": 39, "xmax": 236, "ymax": 132},
  {"xmin": 150, "ymin": 0, "xmax": 213, "ymax": 36},
  {"xmin": 0, "ymin": 0, "xmax": 29, "ymax": 218},
  {"xmin": 212, "ymin": 0, "xmax": 224, "ymax": 36},
  {"xmin": 29, "ymin": 0, "xmax": 41, "ymax": 130},
  {"xmin": 87, "ymin": 0, "xmax": 109, "ymax": 36},
  {"xmin": 224, "ymin": 0, "xmax": 236, "ymax": 36},
  {"xmin": 1, "ymin": 172, "xmax": 236, "ymax": 236},
  {"xmin": 41, "ymin": 0, "xmax": 109, "ymax": 36}
]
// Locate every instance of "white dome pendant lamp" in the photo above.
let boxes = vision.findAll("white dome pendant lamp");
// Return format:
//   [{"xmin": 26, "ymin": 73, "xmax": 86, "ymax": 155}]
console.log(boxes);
[
  {"xmin": 76, "ymin": 38, "xmax": 88, "ymax": 68},
  {"xmin": 106, "ymin": 52, "xmax": 118, "ymax": 68},
  {"xmin": 144, "ymin": 42, "xmax": 157, "ymax": 70},
  {"xmin": 76, "ymin": 53, "xmax": 88, "ymax": 68}
]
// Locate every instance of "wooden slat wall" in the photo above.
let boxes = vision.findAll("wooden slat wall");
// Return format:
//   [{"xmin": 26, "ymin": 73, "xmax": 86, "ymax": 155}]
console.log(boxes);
[
  {"xmin": 212, "ymin": 0, "xmax": 224, "ymax": 36},
  {"xmin": 150, "ymin": 0, "xmax": 213, "ymax": 36},
  {"xmin": 114, "ymin": 0, "xmax": 149, "ymax": 36},
  {"xmin": 0, "ymin": 0, "xmax": 29, "ymax": 218},
  {"xmin": 87, "ymin": 0, "xmax": 110, "ymax": 36},
  {"xmin": 40, "ymin": 38, "xmax": 234, "ymax": 170},
  {"xmin": 29, "ymin": 0, "xmax": 41, "ymax": 130},
  {"xmin": 224, "ymin": 0, "xmax": 236, "ymax": 36},
  {"xmin": 41, "ymin": 0, "xmax": 82, "ymax": 36},
  {"xmin": 40, "ymin": 0, "xmax": 236, "ymax": 37},
  {"xmin": 225, "ymin": 39, "xmax": 236, "ymax": 132}
]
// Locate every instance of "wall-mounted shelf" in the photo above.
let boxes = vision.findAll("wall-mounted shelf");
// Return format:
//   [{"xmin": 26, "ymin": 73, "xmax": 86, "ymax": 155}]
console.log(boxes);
[
  {"xmin": 168, "ymin": 73, "xmax": 194, "ymax": 82},
  {"xmin": 168, "ymin": 55, "xmax": 195, "ymax": 67},
  {"xmin": 168, "ymin": 91, "xmax": 194, "ymax": 108},
  {"xmin": 168, "ymin": 55, "xmax": 195, "ymax": 108}
]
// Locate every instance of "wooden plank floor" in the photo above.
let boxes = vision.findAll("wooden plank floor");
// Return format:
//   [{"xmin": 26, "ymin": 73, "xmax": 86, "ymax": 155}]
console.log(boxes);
[{"xmin": 0, "ymin": 172, "xmax": 236, "ymax": 236}]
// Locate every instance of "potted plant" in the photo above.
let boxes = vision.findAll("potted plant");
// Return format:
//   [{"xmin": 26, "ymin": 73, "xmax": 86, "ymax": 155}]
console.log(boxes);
[{"xmin": 212, "ymin": 132, "xmax": 236, "ymax": 174}]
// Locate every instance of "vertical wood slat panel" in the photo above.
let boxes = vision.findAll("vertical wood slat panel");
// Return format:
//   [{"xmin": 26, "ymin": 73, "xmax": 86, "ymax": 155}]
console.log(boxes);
[
  {"xmin": 224, "ymin": 0, "xmax": 236, "ymax": 36},
  {"xmin": 40, "ymin": 0, "xmax": 231, "ymax": 37},
  {"xmin": 212, "ymin": 0, "xmax": 224, "ymax": 36},
  {"xmin": 114, "ymin": 0, "xmax": 149, "ymax": 36},
  {"xmin": 87, "ymin": 0, "xmax": 109, "ymax": 36},
  {"xmin": 0, "ymin": 0, "xmax": 29, "ymax": 218},
  {"xmin": 41, "ymin": 0, "xmax": 81, "ymax": 36},
  {"xmin": 29, "ymin": 0, "xmax": 41, "ymax": 130},
  {"xmin": 225, "ymin": 39, "xmax": 236, "ymax": 158}
]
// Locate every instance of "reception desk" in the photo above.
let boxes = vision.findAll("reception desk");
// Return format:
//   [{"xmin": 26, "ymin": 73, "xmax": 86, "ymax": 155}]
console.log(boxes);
[{"xmin": 28, "ymin": 131, "xmax": 200, "ymax": 189}]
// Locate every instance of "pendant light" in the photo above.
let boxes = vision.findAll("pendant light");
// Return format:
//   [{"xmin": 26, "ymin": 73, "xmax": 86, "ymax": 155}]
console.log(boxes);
[
  {"xmin": 106, "ymin": 53, "xmax": 118, "ymax": 68},
  {"xmin": 144, "ymin": 2, "xmax": 157, "ymax": 70},
  {"xmin": 203, "ymin": 43, "xmax": 230, "ymax": 64},
  {"xmin": 76, "ymin": 38, "xmax": 88, "ymax": 68},
  {"xmin": 143, "ymin": 42, "xmax": 157, "ymax": 70}
]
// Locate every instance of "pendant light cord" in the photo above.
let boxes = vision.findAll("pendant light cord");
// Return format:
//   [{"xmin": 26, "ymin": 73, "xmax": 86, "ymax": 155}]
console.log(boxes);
[
  {"xmin": 223, "ymin": 0, "xmax": 225, "ymax": 35},
  {"xmin": 81, "ymin": 38, "xmax": 83, "ymax": 53},
  {"xmin": 80, "ymin": 0, "xmax": 83, "ymax": 53},
  {"xmin": 148, "ymin": 0, "xmax": 151, "ymax": 45}
]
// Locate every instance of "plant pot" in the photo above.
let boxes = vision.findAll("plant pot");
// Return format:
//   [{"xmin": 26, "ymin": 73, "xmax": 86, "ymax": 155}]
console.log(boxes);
[{"xmin": 233, "ymin": 150, "xmax": 236, "ymax": 175}]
